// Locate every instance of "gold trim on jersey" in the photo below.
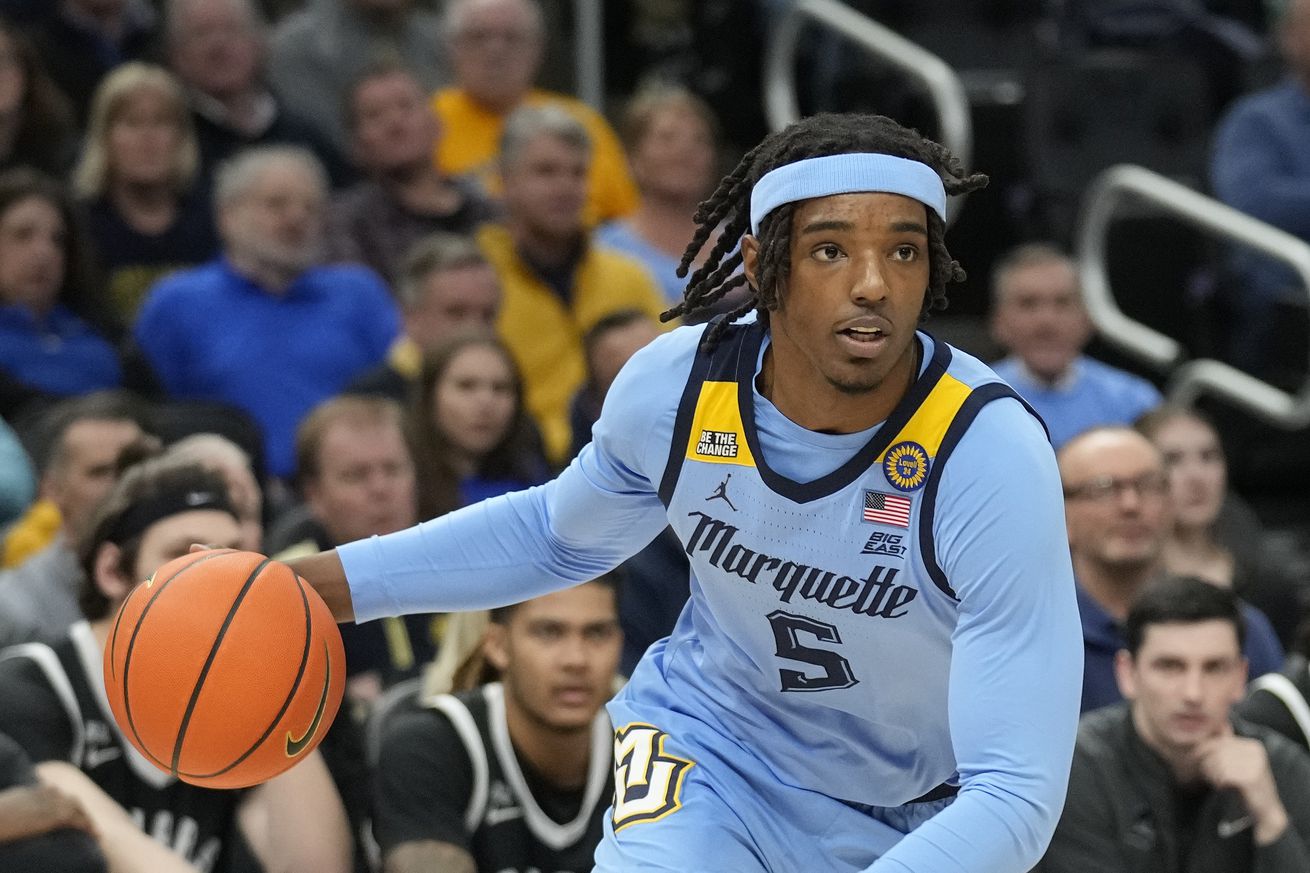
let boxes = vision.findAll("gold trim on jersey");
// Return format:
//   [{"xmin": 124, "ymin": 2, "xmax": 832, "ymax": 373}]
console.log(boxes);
[
  {"xmin": 878, "ymin": 372, "xmax": 974, "ymax": 463},
  {"xmin": 684, "ymin": 381, "xmax": 757, "ymax": 467}
]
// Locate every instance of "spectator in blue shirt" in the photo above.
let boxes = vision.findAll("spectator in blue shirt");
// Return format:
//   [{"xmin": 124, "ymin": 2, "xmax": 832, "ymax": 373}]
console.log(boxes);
[
  {"xmin": 1210, "ymin": 0, "xmax": 1310, "ymax": 376},
  {"xmin": 0, "ymin": 168, "xmax": 123, "ymax": 421},
  {"xmin": 596, "ymin": 86, "xmax": 721, "ymax": 306},
  {"xmin": 133, "ymin": 145, "xmax": 399, "ymax": 480},
  {"xmin": 1059, "ymin": 426, "xmax": 1285, "ymax": 712},
  {"xmin": 989, "ymin": 242, "xmax": 1161, "ymax": 449}
]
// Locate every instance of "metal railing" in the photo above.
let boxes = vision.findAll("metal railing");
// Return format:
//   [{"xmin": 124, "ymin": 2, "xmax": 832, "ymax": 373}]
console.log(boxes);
[
  {"xmin": 1075, "ymin": 164, "xmax": 1310, "ymax": 428},
  {"xmin": 573, "ymin": 0, "xmax": 604, "ymax": 110},
  {"xmin": 762, "ymin": 0, "xmax": 973, "ymax": 222}
]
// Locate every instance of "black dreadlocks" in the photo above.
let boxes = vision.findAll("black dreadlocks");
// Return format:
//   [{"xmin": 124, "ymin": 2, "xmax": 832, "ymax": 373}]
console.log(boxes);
[{"xmin": 663, "ymin": 113, "xmax": 988, "ymax": 344}]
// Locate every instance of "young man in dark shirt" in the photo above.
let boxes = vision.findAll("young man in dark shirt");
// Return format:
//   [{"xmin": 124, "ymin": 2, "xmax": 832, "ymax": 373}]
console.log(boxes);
[
  {"xmin": 373, "ymin": 575, "xmax": 621, "ymax": 873},
  {"xmin": 1038, "ymin": 576, "xmax": 1310, "ymax": 873}
]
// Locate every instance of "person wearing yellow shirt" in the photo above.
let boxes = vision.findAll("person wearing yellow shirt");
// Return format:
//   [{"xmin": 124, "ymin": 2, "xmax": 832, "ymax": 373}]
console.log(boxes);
[
  {"xmin": 480, "ymin": 105, "xmax": 665, "ymax": 466},
  {"xmin": 434, "ymin": 0, "xmax": 639, "ymax": 227}
]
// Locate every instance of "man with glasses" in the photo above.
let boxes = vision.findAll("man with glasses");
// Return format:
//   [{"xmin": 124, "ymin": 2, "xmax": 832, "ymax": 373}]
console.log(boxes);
[{"xmin": 1059, "ymin": 427, "xmax": 1284, "ymax": 712}]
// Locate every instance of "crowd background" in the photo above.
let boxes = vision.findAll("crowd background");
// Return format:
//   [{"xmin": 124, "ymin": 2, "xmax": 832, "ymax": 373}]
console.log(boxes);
[{"xmin": 1, "ymin": 1, "xmax": 1310, "ymax": 872}]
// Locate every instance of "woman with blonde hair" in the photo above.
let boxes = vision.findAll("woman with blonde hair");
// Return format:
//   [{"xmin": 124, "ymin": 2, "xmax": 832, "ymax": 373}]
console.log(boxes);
[{"xmin": 74, "ymin": 63, "xmax": 218, "ymax": 320}]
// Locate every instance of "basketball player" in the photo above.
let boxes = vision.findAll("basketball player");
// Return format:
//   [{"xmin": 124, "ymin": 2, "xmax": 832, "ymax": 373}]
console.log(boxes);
[
  {"xmin": 0, "ymin": 458, "xmax": 352, "ymax": 873},
  {"xmin": 374, "ymin": 577, "xmax": 620, "ymax": 873},
  {"xmin": 285, "ymin": 113, "xmax": 1085, "ymax": 871}
]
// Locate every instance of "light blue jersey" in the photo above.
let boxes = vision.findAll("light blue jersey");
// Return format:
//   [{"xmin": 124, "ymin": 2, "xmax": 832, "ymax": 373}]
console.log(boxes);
[{"xmin": 339, "ymin": 317, "xmax": 1083, "ymax": 872}]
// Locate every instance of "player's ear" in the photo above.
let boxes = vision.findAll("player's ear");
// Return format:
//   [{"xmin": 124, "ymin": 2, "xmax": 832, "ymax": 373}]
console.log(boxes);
[
  {"xmin": 482, "ymin": 622, "xmax": 510, "ymax": 673},
  {"xmin": 741, "ymin": 235, "xmax": 761, "ymax": 292},
  {"xmin": 92, "ymin": 542, "xmax": 134, "ymax": 605}
]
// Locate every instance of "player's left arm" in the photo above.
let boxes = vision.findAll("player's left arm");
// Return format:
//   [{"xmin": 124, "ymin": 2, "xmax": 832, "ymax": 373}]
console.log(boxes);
[
  {"xmin": 238, "ymin": 750, "xmax": 352, "ymax": 873},
  {"xmin": 871, "ymin": 399, "xmax": 1083, "ymax": 873}
]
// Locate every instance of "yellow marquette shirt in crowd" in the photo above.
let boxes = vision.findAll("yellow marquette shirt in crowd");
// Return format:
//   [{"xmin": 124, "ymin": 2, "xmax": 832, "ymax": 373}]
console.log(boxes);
[
  {"xmin": 477, "ymin": 224, "xmax": 666, "ymax": 466},
  {"xmin": 432, "ymin": 88, "xmax": 640, "ymax": 227}
]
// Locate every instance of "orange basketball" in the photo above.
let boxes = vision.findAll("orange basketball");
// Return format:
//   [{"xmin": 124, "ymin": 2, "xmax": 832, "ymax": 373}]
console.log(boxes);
[{"xmin": 103, "ymin": 549, "xmax": 345, "ymax": 790}]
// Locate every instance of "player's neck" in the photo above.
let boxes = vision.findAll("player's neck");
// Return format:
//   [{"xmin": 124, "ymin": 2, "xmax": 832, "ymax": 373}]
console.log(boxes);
[
  {"xmin": 758, "ymin": 339, "xmax": 918, "ymax": 434},
  {"xmin": 504, "ymin": 700, "xmax": 594, "ymax": 790}
]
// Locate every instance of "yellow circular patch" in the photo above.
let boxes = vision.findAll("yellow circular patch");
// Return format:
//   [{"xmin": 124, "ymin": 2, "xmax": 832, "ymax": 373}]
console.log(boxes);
[{"xmin": 883, "ymin": 442, "xmax": 929, "ymax": 491}]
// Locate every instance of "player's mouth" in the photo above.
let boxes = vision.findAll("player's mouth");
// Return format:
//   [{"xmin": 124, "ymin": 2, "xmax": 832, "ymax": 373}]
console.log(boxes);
[
  {"xmin": 835, "ymin": 321, "xmax": 889, "ymax": 358},
  {"xmin": 553, "ymin": 685, "xmax": 594, "ymax": 707}
]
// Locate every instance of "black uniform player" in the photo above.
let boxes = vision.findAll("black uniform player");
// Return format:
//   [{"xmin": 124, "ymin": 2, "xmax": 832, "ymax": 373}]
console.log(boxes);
[{"xmin": 374, "ymin": 579, "xmax": 621, "ymax": 873}]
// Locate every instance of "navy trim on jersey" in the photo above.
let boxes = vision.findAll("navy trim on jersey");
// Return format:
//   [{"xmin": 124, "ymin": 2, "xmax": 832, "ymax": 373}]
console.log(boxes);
[
  {"xmin": 658, "ymin": 325, "xmax": 718, "ymax": 506},
  {"xmin": 919, "ymin": 383, "xmax": 1037, "ymax": 600},
  {"xmin": 736, "ymin": 322, "xmax": 953, "ymax": 504}
]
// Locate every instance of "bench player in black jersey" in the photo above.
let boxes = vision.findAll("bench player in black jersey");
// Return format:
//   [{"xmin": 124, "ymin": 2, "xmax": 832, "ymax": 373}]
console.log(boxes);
[
  {"xmin": 373, "ymin": 575, "xmax": 621, "ymax": 873},
  {"xmin": 0, "ymin": 456, "xmax": 353, "ymax": 873}
]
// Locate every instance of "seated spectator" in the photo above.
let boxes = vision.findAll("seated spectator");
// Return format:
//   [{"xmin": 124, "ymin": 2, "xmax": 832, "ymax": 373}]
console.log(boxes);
[
  {"xmin": 568, "ymin": 308, "xmax": 660, "ymax": 461},
  {"xmin": 1137, "ymin": 405, "xmax": 1308, "ymax": 648},
  {"xmin": 268, "ymin": 0, "xmax": 447, "ymax": 158},
  {"xmin": 0, "ymin": 731, "xmax": 105, "ymax": 873},
  {"xmin": 0, "ymin": 456, "xmax": 353, "ymax": 873},
  {"xmin": 133, "ymin": 146, "xmax": 400, "ymax": 480},
  {"xmin": 1060, "ymin": 426, "xmax": 1285, "ymax": 712},
  {"xmin": 989, "ymin": 242, "xmax": 1161, "ymax": 449},
  {"xmin": 22, "ymin": 0, "xmax": 160, "ymax": 124},
  {"xmin": 326, "ymin": 63, "xmax": 496, "ymax": 285},
  {"xmin": 0, "ymin": 169, "xmax": 124, "ymax": 420},
  {"xmin": 161, "ymin": 433, "xmax": 263, "ymax": 552},
  {"xmin": 481, "ymin": 105, "xmax": 665, "ymax": 464},
  {"xmin": 1209, "ymin": 0, "xmax": 1310, "ymax": 377},
  {"xmin": 73, "ymin": 62, "xmax": 218, "ymax": 321},
  {"xmin": 408, "ymin": 331, "xmax": 546, "ymax": 522},
  {"xmin": 163, "ymin": 0, "xmax": 349, "ymax": 188},
  {"xmin": 1240, "ymin": 617, "xmax": 1310, "ymax": 752},
  {"xmin": 0, "ymin": 417, "xmax": 35, "ymax": 527},
  {"xmin": 596, "ymin": 86, "xmax": 720, "ymax": 304},
  {"xmin": 269, "ymin": 395, "xmax": 436, "ymax": 706},
  {"xmin": 0, "ymin": 393, "xmax": 153, "ymax": 648},
  {"xmin": 0, "ymin": 16, "xmax": 77, "ymax": 176},
  {"xmin": 1037, "ymin": 576, "xmax": 1310, "ymax": 872},
  {"xmin": 373, "ymin": 576, "xmax": 620, "ymax": 873},
  {"xmin": 434, "ymin": 0, "xmax": 639, "ymax": 226},
  {"xmin": 346, "ymin": 232, "xmax": 502, "ymax": 402}
]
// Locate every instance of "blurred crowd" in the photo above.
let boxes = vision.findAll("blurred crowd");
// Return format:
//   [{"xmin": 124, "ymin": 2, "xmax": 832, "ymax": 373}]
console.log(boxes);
[{"xmin": 0, "ymin": 1, "xmax": 1309, "ymax": 872}]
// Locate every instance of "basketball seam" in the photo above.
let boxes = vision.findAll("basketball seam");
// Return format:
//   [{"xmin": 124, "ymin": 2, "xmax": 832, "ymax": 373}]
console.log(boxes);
[
  {"xmin": 169, "ymin": 558, "xmax": 272, "ymax": 777},
  {"xmin": 186, "ymin": 567, "xmax": 315, "ymax": 780},
  {"xmin": 120, "ymin": 550, "xmax": 240, "ymax": 773}
]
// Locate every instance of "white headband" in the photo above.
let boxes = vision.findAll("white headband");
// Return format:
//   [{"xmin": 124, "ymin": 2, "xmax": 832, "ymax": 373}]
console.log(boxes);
[{"xmin": 748, "ymin": 153, "xmax": 948, "ymax": 235}]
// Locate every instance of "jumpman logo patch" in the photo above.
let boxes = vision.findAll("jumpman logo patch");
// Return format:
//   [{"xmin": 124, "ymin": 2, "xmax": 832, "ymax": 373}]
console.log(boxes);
[{"xmin": 705, "ymin": 474, "xmax": 738, "ymax": 511}]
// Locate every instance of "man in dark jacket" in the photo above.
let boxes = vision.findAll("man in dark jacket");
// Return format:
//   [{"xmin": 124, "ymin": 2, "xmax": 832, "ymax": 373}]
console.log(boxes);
[{"xmin": 1037, "ymin": 575, "xmax": 1310, "ymax": 872}]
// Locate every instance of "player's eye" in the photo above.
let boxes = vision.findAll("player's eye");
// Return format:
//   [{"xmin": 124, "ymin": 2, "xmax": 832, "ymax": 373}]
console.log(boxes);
[
  {"xmin": 812, "ymin": 244, "xmax": 843, "ymax": 261},
  {"xmin": 891, "ymin": 245, "xmax": 919, "ymax": 262}
]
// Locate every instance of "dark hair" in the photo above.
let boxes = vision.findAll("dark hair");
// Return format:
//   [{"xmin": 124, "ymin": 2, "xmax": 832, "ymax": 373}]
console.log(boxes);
[
  {"xmin": 582, "ymin": 308, "xmax": 654, "ymax": 366},
  {"xmin": 77, "ymin": 457, "xmax": 228, "ymax": 621},
  {"xmin": 0, "ymin": 167, "xmax": 113, "ymax": 333},
  {"xmin": 1124, "ymin": 575, "xmax": 1245, "ymax": 656},
  {"xmin": 489, "ymin": 571, "xmax": 621, "ymax": 624},
  {"xmin": 29, "ymin": 390, "xmax": 154, "ymax": 476},
  {"xmin": 665, "ymin": 113, "xmax": 988, "ymax": 343},
  {"xmin": 408, "ymin": 331, "xmax": 541, "ymax": 520},
  {"xmin": 0, "ymin": 16, "xmax": 76, "ymax": 174}
]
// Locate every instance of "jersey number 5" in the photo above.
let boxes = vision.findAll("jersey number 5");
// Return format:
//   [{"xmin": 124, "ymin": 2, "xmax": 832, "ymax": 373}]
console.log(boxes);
[{"xmin": 768, "ymin": 610, "xmax": 858, "ymax": 692}]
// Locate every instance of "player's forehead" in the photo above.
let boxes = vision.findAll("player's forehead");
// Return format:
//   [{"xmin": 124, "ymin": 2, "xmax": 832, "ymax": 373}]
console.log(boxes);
[{"xmin": 790, "ymin": 192, "xmax": 929, "ymax": 238}]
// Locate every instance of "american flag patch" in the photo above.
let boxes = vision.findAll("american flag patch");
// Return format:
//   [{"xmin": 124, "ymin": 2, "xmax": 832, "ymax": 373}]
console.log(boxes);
[{"xmin": 863, "ymin": 491, "xmax": 911, "ymax": 527}]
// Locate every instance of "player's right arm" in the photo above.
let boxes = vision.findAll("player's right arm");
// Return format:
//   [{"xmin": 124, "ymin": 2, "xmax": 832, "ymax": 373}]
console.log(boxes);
[{"xmin": 291, "ymin": 327, "xmax": 698, "ymax": 624}]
